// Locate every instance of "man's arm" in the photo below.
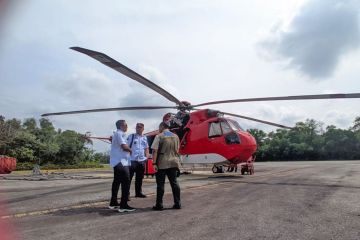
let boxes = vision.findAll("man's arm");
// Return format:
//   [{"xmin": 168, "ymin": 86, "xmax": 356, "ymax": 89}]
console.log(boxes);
[
  {"xmin": 152, "ymin": 149, "xmax": 158, "ymax": 165},
  {"xmin": 151, "ymin": 135, "xmax": 160, "ymax": 166},
  {"xmin": 175, "ymin": 135, "xmax": 180, "ymax": 154},
  {"xmin": 116, "ymin": 132, "xmax": 132, "ymax": 154},
  {"xmin": 144, "ymin": 136, "xmax": 150, "ymax": 158},
  {"xmin": 121, "ymin": 144, "xmax": 132, "ymax": 153},
  {"xmin": 145, "ymin": 147, "xmax": 150, "ymax": 159}
]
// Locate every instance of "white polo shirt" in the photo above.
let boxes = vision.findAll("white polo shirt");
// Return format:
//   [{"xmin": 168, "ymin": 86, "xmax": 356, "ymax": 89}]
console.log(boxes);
[
  {"xmin": 127, "ymin": 134, "xmax": 149, "ymax": 162},
  {"xmin": 110, "ymin": 129, "xmax": 131, "ymax": 167}
]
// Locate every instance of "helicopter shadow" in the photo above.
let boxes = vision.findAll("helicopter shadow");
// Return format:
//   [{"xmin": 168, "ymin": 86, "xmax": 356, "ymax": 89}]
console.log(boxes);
[
  {"xmin": 185, "ymin": 174, "xmax": 245, "ymax": 182},
  {"xmin": 207, "ymin": 175, "xmax": 245, "ymax": 179}
]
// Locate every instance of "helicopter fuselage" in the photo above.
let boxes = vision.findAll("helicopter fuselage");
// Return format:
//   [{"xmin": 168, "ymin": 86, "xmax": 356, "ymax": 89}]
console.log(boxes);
[{"xmin": 146, "ymin": 109, "xmax": 257, "ymax": 165}]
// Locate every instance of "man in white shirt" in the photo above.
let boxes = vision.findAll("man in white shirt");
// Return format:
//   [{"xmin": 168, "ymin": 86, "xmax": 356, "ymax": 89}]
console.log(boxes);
[
  {"xmin": 109, "ymin": 120, "xmax": 136, "ymax": 212},
  {"xmin": 128, "ymin": 123, "xmax": 149, "ymax": 198}
]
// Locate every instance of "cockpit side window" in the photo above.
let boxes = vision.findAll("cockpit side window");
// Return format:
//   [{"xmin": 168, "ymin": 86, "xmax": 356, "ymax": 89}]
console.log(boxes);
[
  {"xmin": 208, "ymin": 122, "xmax": 222, "ymax": 137},
  {"xmin": 220, "ymin": 121, "xmax": 232, "ymax": 134}
]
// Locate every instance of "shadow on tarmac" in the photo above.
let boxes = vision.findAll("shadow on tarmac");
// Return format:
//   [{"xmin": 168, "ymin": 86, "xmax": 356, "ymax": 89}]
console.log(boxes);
[
  {"xmin": 53, "ymin": 206, "xmax": 177, "ymax": 217},
  {"xmin": 187, "ymin": 175, "xmax": 245, "ymax": 181}
]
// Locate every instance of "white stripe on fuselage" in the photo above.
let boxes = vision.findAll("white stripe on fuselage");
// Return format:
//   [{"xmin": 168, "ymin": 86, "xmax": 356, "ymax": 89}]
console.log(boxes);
[{"xmin": 181, "ymin": 153, "xmax": 229, "ymax": 164}]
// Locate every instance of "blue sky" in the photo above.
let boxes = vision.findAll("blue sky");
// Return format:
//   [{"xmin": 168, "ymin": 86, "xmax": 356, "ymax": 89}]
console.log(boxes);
[{"xmin": 1, "ymin": 0, "xmax": 360, "ymax": 151}]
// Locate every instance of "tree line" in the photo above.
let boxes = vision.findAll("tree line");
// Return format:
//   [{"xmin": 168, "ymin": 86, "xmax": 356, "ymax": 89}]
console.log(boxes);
[
  {"xmin": 0, "ymin": 116, "xmax": 108, "ymax": 170},
  {"xmin": 248, "ymin": 117, "xmax": 360, "ymax": 161}
]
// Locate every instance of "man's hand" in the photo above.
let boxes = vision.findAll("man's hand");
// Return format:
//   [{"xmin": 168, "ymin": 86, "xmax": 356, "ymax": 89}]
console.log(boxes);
[
  {"xmin": 153, "ymin": 165, "xmax": 158, "ymax": 171},
  {"xmin": 121, "ymin": 144, "xmax": 132, "ymax": 154},
  {"xmin": 145, "ymin": 148, "xmax": 150, "ymax": 159}
]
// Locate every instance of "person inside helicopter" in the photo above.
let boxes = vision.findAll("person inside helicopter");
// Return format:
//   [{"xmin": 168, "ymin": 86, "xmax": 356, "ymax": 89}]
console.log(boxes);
[{"xmin": 162, "ymin": 110, "xmax": 190, "ymax": 142}]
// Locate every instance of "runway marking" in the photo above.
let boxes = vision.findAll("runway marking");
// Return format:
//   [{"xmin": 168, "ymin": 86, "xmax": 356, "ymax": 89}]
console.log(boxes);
[{"xmin": 0, "ymin": 167, "xmax": 309, "ymax": 219}]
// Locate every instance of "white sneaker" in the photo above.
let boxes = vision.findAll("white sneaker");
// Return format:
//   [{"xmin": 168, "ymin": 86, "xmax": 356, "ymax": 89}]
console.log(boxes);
[
  {"xmin": 108, "ymin": 203, "xmax": 120, "ymax": 210},
  {"xmin": 118, "ymin": 205, "xmax": 136, "ymax": 213}
]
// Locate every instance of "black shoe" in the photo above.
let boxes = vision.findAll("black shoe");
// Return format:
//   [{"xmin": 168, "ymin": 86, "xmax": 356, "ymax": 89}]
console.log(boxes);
[
  {"xmin": 152, "ymin": 205, "xmax": 164, "ymax": 211},
  {"xmin": 135, "ymin": 193, "xmax": 147, "ymax": 198},
  {"xmin": 108, "ymin": 202, "xmax": 120, "ymax": 210},
  {"xmin": 118, "ymin": 205, "xmax": 136, "ymax": 213},
  {"xmin": 172, "ymin": 204, "xmax": 181, "ymax": 209}
]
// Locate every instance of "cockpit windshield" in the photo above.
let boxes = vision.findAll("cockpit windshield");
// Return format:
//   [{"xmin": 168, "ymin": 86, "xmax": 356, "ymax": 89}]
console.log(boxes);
[{"xmin": 227, "ymin": 119, "xmax": 244, "ymax": 131}]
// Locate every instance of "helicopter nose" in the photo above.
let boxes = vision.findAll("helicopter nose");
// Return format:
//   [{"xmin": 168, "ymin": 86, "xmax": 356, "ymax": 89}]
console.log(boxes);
[{"xmin": 238, "ymin": 131, "xmax": 257, "ymax": 160}]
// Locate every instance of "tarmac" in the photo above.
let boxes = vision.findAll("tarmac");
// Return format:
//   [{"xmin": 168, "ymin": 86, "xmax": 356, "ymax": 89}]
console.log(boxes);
[{"xmin": 0, "ymin": 161, "xmax": 359, "ymax": 240}]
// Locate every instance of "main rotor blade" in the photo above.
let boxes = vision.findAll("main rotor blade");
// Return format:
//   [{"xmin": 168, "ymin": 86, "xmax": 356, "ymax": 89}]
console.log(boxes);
[
  {"xmin": 220, "ymin": 111, "xmax": 293, "ymax": 129},
  {"xmin": 42, "ymin": 106, "xmax": 177, "ymax": 117},
  {"xmin": 194, "ymin": 93, "xmax": 360, "ymax": 107},
  {"xmin": 70, "ymin": 47, "xmax": 183, "ymax": 106}
]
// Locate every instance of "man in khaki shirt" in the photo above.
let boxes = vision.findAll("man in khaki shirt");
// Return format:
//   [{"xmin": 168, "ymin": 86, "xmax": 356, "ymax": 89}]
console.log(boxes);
[{"xmin": 151, "ymin": 122, "xmax": 181, "ymax": 210}]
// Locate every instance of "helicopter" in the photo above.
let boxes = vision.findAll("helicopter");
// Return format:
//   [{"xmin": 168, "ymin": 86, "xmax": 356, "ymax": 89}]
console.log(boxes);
[{"xmin": 42, "ymin": 47, "xmax": 360, "ymax": 173}]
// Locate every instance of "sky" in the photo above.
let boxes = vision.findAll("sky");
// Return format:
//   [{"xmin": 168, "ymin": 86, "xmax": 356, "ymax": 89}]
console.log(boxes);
[{"xmin": 0, "ymin": 0, "xmax": 360, "ymax": 152}]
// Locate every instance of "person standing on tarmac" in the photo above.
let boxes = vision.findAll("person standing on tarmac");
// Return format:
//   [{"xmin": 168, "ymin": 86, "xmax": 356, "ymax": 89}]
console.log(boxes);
[
  {"xmin": 109, "ymin": 120, "xmax": 136, "ymax": 213},
  {"xmin": 151, "ymin": 122, "xmax": 182, "ymax": 211},
  {"xmin": 128, "ymin": 123, "xmax": 149, "ymax": 198}
]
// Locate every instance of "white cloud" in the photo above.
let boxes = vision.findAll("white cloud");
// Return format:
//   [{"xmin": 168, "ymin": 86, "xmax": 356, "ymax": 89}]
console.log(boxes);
[
  {"xmin": 258, "ymin": 0, "xmax": 360, "ymax": 79},
  {"xmin": 45, "ymin": 67, "xmax": 123, "ymax": 107}
]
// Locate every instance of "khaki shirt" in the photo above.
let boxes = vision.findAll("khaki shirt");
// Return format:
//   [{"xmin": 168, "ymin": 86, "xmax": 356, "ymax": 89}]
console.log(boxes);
[{"xmin": 151, "ymin": 129, "xmax": 181, "ymax": 170}]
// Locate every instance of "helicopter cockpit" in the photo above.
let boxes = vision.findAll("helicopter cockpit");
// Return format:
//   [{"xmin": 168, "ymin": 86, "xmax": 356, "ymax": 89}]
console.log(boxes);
[{"xmin": 208, "ymin": 119, "xmax": 243, "ymax": 144}]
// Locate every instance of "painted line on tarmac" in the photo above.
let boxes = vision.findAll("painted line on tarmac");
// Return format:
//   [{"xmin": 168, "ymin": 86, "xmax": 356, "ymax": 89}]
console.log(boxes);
[{"xmin": 0, "ymin": 167, "xmax": 307, "ymax": 219}]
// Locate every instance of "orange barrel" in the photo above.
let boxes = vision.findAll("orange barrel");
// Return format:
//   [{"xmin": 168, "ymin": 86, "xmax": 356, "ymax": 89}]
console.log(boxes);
[{"xmin": 0, "ymin": 156, "xmax": 17, "ymax": 174}]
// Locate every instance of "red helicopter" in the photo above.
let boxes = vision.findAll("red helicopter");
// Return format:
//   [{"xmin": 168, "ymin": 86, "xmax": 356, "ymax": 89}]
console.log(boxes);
[{"xmin": 42, "ymin": 47, "xmax": 360, "ymax": 173}]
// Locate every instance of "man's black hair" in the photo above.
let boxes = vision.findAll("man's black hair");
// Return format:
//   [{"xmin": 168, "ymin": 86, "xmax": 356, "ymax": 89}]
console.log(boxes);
[
  {"xmin": 116, "ymin": 120, "xmax": 126, "ymax": 129},
  {"xmin": 159, "ymin": 121, "xmax": 170, "ymax": 129}
]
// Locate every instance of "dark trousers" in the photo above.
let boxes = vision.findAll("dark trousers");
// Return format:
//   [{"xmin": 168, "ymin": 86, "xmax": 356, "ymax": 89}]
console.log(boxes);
[
  {"xmin": 155, "ymin": 168, "xmax": 181, "ymax": 206},
  {"xmin": 111, "ymin": 163, "xmax": 130, "ymax": 207},
  {"xmin": 129, "ymin": 161, "xmax": 145, "ymax": 195}
]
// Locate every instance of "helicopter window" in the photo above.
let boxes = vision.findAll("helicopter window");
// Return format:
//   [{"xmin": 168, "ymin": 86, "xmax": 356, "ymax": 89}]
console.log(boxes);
[
  {"xmin": 228, "ymin": 119, "xmax": 244, "ymax": 131},
  {"xmin": 220, "ymin": 121, "xmax": 232, "ymax": 134},
  {"xmin": 208, "ymin": 122, "xmax": 222, "ymax": 137}
]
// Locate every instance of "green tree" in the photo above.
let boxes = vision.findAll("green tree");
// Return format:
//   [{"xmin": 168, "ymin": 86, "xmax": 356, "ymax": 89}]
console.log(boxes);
[
  {"xmin": 7, "ymin": 131, "xmax": 40, "ymax": 163},
  {"xmin": 288, "ymin": 119, "xmax": 324, "ymax": 160},
  {"xmin": 247, "ymin": 128, "xmax": 267, "ymax": 145},
  {"xmin": 93, "ymin": 152, "xmax": 109, "ymax": 164},
  {"xmin": 55, "ymin": 130, "xmax": 87, "ymax": 165},
  {"xmin": 36, "ymin": 118, "xmax": 59, "ymax": 164},
  {"xmin": 23, "ymin": 118, "xmax": 38, "ymax": 134},
  {"xmin": 351, "ymin": 116, "xmax": 360, "ymax": 132},
  {"xmin": 0, "ymin": 117, "xmax": 22, "ymax": 155},
  {"xmin": 323, "ymin": 125, "xmax": 359, "ymax": 159}
]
